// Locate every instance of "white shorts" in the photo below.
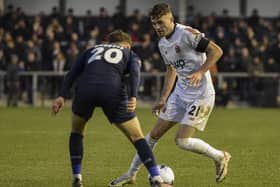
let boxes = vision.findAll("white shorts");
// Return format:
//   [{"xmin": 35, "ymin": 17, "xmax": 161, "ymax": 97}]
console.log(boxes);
[{"xmin": 159, "ymin": 93, "xmax": 215, "ymax": 131}]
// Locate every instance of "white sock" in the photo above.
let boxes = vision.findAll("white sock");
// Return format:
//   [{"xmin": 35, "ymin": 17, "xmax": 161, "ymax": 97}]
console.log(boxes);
[
  {"xmin": 73, "ymin": 174, "xmax": 82, "ymax": 181},
  {"xmin": 176, "ymin": 138, "xmax": 224, "ymax": 162},
  {"xmin": 128, "ymin": 133, "xmax": 158, "ymax": 175}
]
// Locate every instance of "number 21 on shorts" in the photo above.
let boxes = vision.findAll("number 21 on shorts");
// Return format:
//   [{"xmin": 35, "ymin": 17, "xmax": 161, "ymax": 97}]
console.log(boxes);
[{"xmin": 188, "ymin": 105, "xmax": 211, "ymax": 119}]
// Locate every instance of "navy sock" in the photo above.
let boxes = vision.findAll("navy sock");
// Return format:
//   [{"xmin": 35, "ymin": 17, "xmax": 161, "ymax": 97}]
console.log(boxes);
[
  {"xmin": 69, "ymin": 133, "xmax": 83, "ymax": 175},
  {"xmin": 134, "ymin": 138, "xmax": 159, "ymax": 177}
]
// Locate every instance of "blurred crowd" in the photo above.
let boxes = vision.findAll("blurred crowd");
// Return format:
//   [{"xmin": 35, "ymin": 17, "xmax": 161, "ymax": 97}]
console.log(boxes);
[{"xmin": 0, "ymin": 5, "xmax": 279, "ymax": 106}]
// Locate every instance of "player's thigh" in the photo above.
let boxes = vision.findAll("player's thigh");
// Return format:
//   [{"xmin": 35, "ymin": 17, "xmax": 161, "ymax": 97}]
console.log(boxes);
[
  {"xmin": 72, "ymin": 91, "xmax": 96, "ymax": 122},
  {"xmin": 71, "ymin": 112, "xmax": 87, "ymax": 135},
  {"xmin": 102, "ymin": 96, "xmax": 136, "ymax": 124},
  {"xmin": 71, "ymin": 93, "xmax": 95, "ymax": 135},
  {"xmin": 181, "ymin": 95, "xmax": 215, "ymax": 131},
  {"xmin": 150, "ymin": 118, "xmax": 176, "ymax": 140},
  {"xmin": 116, "ymin": 116, "xmax": 144, "ymax": 143}
]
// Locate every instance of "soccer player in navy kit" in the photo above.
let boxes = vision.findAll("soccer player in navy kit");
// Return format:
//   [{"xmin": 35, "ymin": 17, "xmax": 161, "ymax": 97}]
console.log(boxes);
[{"xmin": 52, "ymin": 30, "xmax": 169, "ymax": 187}]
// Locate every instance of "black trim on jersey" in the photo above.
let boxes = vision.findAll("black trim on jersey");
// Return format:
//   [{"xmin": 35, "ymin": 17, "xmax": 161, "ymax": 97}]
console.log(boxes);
[
  {"xmin": 165, "ymin": 23, "xmax": 177, "ymax": 40},
  {"xmin": 196, "ymin": 37, "xmax": 210, "ymax": 53}
]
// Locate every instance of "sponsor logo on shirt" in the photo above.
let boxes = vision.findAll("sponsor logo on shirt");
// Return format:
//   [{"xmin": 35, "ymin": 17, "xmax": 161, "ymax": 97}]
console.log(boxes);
[{"xmin": 170, "ymin": 59, "xmax": 186, "ymax": 69}]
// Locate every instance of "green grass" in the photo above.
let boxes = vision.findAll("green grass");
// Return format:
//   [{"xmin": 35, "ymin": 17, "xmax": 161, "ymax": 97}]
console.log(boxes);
[{"xmin": 0, "ymin": 107, "xmax": 280, "ymax": 187}]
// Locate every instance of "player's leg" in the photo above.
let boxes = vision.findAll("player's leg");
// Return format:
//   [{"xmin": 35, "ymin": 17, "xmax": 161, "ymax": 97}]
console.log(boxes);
[
  {"xmin": 175, "ymin": 95, "xmax": 231, "ymax": 183},
  {"xmin": 128, "ymin": 118, "xmax": 176, "ymax": 175},
  {"xmin": 116, "ymin": 117, "xmax": 161, "ymax": 181},
  {"xmin": 175, "ymin": 125, "xmax": 230, "ymax": 182},
  {"xmin": 110, "ymin": 117, "xmax": 170, "ymax": 187},
  {"xmin": 109, "ymin": 118, "xmax": 175, "ymax": 186},
  {"xmin": 125, "ymin": 92, "xmax": 179, "ymax": 176},
  {"xmin": 175, "ymin": 125, "xmax": 224, "ymax": 161},
  {"xmin": 70, "ymin": 113, "xmax": 87, "ymax": 187},
  {"xmin": 70, "ymin": 92, "xmax": 95, "ymax": 187}
]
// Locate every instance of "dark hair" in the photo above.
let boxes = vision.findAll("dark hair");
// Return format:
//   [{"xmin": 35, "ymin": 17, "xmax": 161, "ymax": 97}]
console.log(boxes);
[
  {"xmin": 150, "ymin": 3, "xmax": 172, "ymax": 19},
  {"xmin": 107, "ymin": 30, "xmax": 132, "ymax": 45}
]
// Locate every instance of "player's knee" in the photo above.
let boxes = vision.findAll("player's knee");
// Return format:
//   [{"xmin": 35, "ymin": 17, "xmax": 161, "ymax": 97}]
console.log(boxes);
[
  {"xmin": 71, "ymin": 124, "xmax": 85, "ymax": 135},
  {"xmin": 71, "ymin": 128, "xmax": 84, "ymax": 136},
  {"xmin": 149, "ymin": 130, "xmax": 161, "ymax": 141},
  {"xmin": 130, "ymin": 134, "xmax": 144, "ymax": 143},
  {"xmin": 175, "ymin": 138, "xmax": 191, "ymax": 150},
  {"xmin": 145, "ymin": 133, "xmax": 158, "ymax": 146}
]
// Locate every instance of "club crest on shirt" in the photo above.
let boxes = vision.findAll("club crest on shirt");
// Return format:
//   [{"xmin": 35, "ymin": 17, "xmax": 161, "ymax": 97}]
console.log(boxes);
[{"xmin": 175, "ymin": 45, "xmax": 181, "ymax": 53}]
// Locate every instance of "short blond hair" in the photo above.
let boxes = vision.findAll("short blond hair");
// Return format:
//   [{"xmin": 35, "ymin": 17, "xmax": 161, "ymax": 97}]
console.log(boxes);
[{"xmin": 106, "ymin": 30, "xmax": 132, "ymax": 45}]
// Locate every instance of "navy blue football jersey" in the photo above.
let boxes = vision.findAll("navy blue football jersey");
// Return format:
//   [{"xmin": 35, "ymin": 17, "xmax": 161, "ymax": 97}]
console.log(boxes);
[{"xmin": 60, "ymin": 43, "xmax": 141, "ymax": 98}]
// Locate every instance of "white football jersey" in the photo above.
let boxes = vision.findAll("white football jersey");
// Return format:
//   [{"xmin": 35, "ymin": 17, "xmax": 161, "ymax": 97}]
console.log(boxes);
[{"xmin": 158, "ymin": 23, "xmax": 215, "ymax": 100}]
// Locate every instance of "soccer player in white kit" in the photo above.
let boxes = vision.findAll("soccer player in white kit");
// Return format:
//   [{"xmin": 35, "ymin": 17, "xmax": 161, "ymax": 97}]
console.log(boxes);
[{"xmin": 109, "ymin": 3, "xmax": 231, "ymax": 187}]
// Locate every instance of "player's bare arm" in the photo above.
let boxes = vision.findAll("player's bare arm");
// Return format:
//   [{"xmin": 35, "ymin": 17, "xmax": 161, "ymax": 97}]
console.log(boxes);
[
  {"xmin": 188, "ymin": 41, "xmax": 223, "ymax": 87},
  {"xmin": 152, "ymin": 65, "xmax": 176, "ymax": 115}
]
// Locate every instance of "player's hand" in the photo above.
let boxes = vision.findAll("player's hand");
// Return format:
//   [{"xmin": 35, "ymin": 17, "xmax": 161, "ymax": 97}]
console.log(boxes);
[
  {"xmin": 187, "ymin": 70, "xmax": 204, "ymax": 87},
  {"xmin": 52, "ymin": 96, "xmax": 65, "ymax": 115},
  {"xmin": 127, "ymin": 97, "xmax": 137, "ymax": 112},
  {"xmin": 152, "ymin": 98, "xmax": 166, "ymax": 117}
]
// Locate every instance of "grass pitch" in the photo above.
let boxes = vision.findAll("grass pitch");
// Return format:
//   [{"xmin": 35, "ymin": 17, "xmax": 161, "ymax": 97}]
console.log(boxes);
[{"xmin": 0, "ymin": 107, "xmax": 280, "ymax": 187}]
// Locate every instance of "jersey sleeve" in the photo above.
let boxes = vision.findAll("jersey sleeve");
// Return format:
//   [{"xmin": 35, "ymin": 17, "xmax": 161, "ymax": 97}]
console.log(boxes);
[
  {"xmin": 183, "ymin": 27, "xmax": 209, "ymax": 52},
  {"xmin": 59, "ymin": 50, "xmax": 87, "ymax": 98},
  {"xmin": 127, "ymin": 50, "xmax": 141, "ymax": 97}
]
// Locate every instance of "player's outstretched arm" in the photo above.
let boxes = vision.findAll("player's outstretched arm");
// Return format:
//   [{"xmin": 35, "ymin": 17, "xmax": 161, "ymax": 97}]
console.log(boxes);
[{"xmin": 52, "ymin": 96, "xmax": 65, "ymax": 115}]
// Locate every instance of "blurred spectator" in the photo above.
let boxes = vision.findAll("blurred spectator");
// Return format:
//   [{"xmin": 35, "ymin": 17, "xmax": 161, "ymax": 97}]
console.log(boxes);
[
  {"xmin": 86, "ymin": 27, "xmax": 100, "ymax": 48},
  {"xmin": 97, "ymin": 7, "xmax": 110, "ymax": 39},
  {"xmin": 51, "ymin": 52, "xmax": 65, "ymax": 97},
  {"xmin": 64, "ymin": 15, "xmax": 78, "ymax": 40},
  {"xmin": 6, "ymin": 54, "xmax": 20, "ymax": 106},
  {"xmin": 14, "ymin": 19, "xmax": 30, "ymax": 39},
  {"xmin": 53, "ymin": 52, "xmax": 65, "ymax": 72},
  {"xmin": 240, "ymin": 47, "xmax": 251, "ymax": 72},
  {"xmin": 0, "ymin": 48, "xmax": 7, "ymax": 71},
  {"xmin": 66, "ymin": 42, "xmax": 79, "ymax": 69},
  {"xmin": 248, "ymin": 56, "xmax": 264, "ymax": 106},
  {"xmin": 264, "ymin": 57, "xmax": 279, "ymax": 72},
  {"xmin": 14, "ymin": 35, "xmax": 25, "ymax": 60},
  {"xmin": 215, "ymin": 81, "xmax": 230, "ymax": 106},
  {"xmin": 47, "ymin": 18, "xmax": 64, "ymax": 40},
  {"xmin": 50, "ymin": 6, "xmax": 60, "ymax": 19},
  {"xmin": 112, "ymin": 5, "xmax": 127, "ymax": 30},
  {"xmin": 129, "ymin": 23, "xmax": 141, "ymax": 42},
  {"xmin": 25, "ymin": 40, "xmax": 42, "ymax": 64},
  {"xmin": 186, "ymin": 5, "xmax": 196, "ymax": 24},
  {"xmin": 25, "ymin": 51, "xmax": 39, "ymax": 105},
  {"xmin": 41, "ymin": 30, "xmax": 55, "ymax": 70},
  {"xmin": 248, "ymin": 9, "xmax": 260, "ymax": 27},
  {"xmin": 220, "ymin": 47, "xmax": 238, "ymax": 72},
  {"xmin": 32, "ymin": 15, "xmax": 44, "ymax": 37},
  {"xmin": 248, "ymin": 56, "xmax": 264, "ymax": 76}
]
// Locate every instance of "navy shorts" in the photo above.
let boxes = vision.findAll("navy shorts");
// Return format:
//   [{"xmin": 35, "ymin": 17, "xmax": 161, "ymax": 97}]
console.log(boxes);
[{"xmin": 72, "ymin": 85, "xmax": 135, "ymax": 124}]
